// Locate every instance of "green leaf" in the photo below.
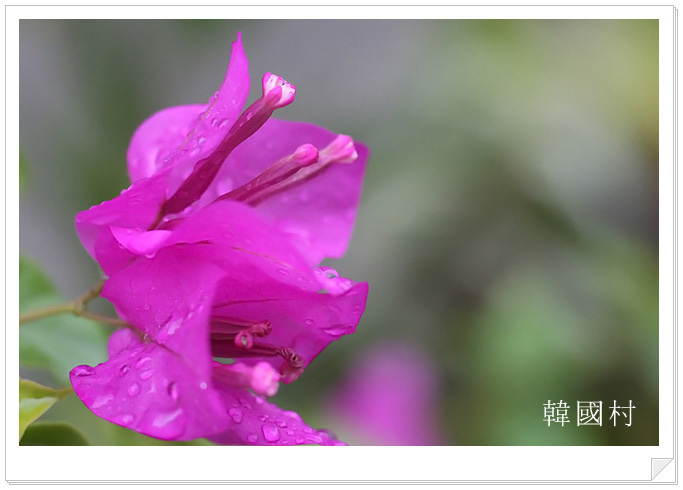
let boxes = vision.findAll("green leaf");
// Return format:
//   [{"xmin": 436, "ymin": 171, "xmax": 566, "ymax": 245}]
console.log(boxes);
[
  {"xmin": 19, "ymin": 256, "xmax": 55, "ymax": 311},
  {"xmin": 20, "ymin": 422, "xmax": 89, "ymax": 446},
  {"xmin": 19, "ymin": 378, "xmax": 71, "ymax": 439},
  {"xmin": 19, "ymin": 256, "xmax": 108, "ymax": 383}
]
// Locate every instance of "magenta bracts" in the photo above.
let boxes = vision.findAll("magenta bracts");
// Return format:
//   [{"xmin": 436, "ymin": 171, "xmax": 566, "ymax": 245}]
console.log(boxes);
[{"xmin": 70, "ymin": 33, "xmax": 368, "ymax": 445}]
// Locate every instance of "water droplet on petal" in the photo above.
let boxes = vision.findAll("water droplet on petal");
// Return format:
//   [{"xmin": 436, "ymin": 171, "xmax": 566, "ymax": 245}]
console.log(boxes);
[
  {"xmin": 276, "ymin": 419, "xmax": 287, "ymax": 428},
  {"xmin": 228, "ymin": 408, "xmax": 243, "ymax": 423},
  {"xmin": 245, "ymin": 111, "xmax": 253, "ymax": 121},
  {"xmin": 295, "ymin": 436, "xmax": 305, "ymax": 444},
  {"xmin": 113, "ymin": 413, "xmax": 135, "ymax": 426},
  {"xmin": 277, "ymin": 268, "xmax": 289, "ymax": 276},
  {"xmin": 167, "ymin": 382, "xmax": 179, "ymax": 400},
  {"xmin": 91, "ymin": 394, "xmax": 114, "ymax": 409},
  {"xmin": 286, "ymin": 429, "xmax": 295, "ymax": 436},
  {"xmin": 164, "ymin": 318, "xmax": 182, "ymax": 337},
  {"xmin": 262, "ymin": 423, "xmax": 281, "ymax": 442},
  {"xmin": 282, "ymin": 410, "xmax": 303, "ymax": 422},
  {"xmin": 323, "ymin": 325, "xmax": 348, "ymax": 336},
  {"xmin": 254, "ymin": 396, "xmax": 265, "ymax": 405},
  {"xmin": 304, "ymin": 319, "xmax": 315, "ymax": 326},
  {"xmin": 247, "ymin": 433, "xmax": 259, "ymax": 443},
  {"xmin": 72, "ymin": 366, "xmax": 94, "ymax": 377},
  {"xmin": 127, "ymin": 383, "xmax": 141, "ymax": 397},
  {"xmin": 199, "ymin": 382, "xmax": 208, "ymax": 390},
  {"xmin": 151, "ymin": 408, "xmax": 186, "ymax": 438},
  {"xmin": 140, "ymin": 369, "xmax": 154, "ymax": 380}
]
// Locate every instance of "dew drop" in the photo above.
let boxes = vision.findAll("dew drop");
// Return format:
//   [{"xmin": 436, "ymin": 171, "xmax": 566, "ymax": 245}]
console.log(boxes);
[
  {"xmin": 135, "ymin": 358, "xmax": 151, "ymax": 371},
  {"xmin": 295, "ymin": 436, "xmax": 305, "ymax": 444},
  {"xmin": 286, "ymin": 429, "xmax": 295, "ymax": 436},
  {"xmin": 282, "ymin": 410, "xmax": 303, "ymax": 422},
  {"xmin": 151, "ymin": 408, "xmax": 185, "ymax": 438},
  {"xmin": 247, "ymin": 433, "xmax": 259, "ymax": 443},
  {"xmin": 197, "ymin": 136, "xmax": 207, "ymax": 145},
  {"xmin": 323, "ymin": 325, "xmax": 348, "ymax": 336},
  {"xmin": 167, "ymin": 382, "xmax": 179, "ymax": 400},
  {"xmin": 113, "ymin": 414, "xmax": 135, "ymax": 426},
  {"xmin": 140, "ymin": 369, "xmax": 154, "ymax": 380},
  {"xmin": 276, "ymin": 419, "xmax": 287, "ymax": 428},
  {"xmin": 262, "ymin": 423, "xmax": 281, "ymax": 442},
  {"xmin": 277, "ymin": 268, "xmax": 289, "ymax": 276},
  {"xmin": 164, "ymin": 318, "xmax": 182, "ymax": 337},
  {"xmin": 304, "ymin": 319, "xmax": 315, "ymax": 327},
  {"xmin": 245, "ymin": 111, "xmax": 253, "ymax": 121},
  {"xmin": 127, "ymin": 383, "xmax": 141, "ymax": 397},
  {"xmin": 72, "ymin": 366, "xmax": 94, "ymax": 377},
  {"xmin": 228, "ymin": 408, "xmax": 243, "ymax": 423},
  {"xmin": 199, "ymin": 382, "xmax": 208, "ymax": 390},
  {"xmin": 254, "ymin": 396, "xmax": 265, "ymax": 405},
  {"xmin": 91, "ymin": 394, "xmax": 114, "ymax": 409}
]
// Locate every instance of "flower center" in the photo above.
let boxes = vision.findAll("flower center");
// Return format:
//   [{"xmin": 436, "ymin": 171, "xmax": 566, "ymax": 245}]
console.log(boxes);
[{"xmin": 209, "ymin": 316, "xmax": 305, "ymax": 378}]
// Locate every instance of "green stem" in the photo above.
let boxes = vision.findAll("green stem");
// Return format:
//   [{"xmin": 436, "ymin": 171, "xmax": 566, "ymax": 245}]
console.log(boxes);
[
  {"xmin": 75, "ymin": 310, "xmax": 127, "ymax": 328},
  {"xmin": 19, "ymin": 278, "xmax": 107, "ymax": 326},
  {"xmin": 18, "ymin": 303, "xmax": 75, "ymax": 325}
]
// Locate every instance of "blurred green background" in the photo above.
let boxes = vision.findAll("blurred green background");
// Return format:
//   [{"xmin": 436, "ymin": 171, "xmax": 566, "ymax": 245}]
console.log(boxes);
[{"xmin": 19, "ymin": 20, "xmax": 658, "ymax": 445}]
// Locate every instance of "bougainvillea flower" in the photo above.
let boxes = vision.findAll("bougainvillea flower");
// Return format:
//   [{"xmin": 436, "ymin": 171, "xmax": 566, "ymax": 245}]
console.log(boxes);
[
  {"xmin": 70, "ymin": 33, "xmax": 368, "ymax": 444},
  {"xmin": 324, "ymin": 344, "xmax": 443, "ymax": 445}
]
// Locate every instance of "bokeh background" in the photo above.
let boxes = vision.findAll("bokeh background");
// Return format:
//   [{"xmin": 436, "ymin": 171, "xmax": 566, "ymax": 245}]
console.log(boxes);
[{"xmin": 19, "ymin": 19, "xmax": 659, "ymax": 445}]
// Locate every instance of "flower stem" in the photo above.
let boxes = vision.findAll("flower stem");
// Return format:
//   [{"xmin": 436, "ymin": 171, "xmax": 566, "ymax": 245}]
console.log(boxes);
[
  {"xmin": 19, "ymin": 278, "xmax": 107, "ymax": 326},
  {"xmin": 18, "ymin": 303, "xmax": 76, "ymax": 325},
  {"xmin": 75, "ymin": 310, "xmax": 127, "ymax": 328}
]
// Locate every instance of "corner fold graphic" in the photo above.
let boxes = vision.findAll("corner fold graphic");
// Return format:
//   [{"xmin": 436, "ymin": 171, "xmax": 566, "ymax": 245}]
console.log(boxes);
[{"xmin": 651, "ymin": 458, "xmax": 673, "ymax": 480}]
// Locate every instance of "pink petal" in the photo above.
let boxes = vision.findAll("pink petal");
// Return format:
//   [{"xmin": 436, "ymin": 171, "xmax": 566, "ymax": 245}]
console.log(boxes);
[
  {"xmin": 70, "ymin": 330, "xmax": 229, "ymax": 441},
  {"xmin": 163, "ymin": 200, "xmax": 319, "ymax": 291},
  {"xmin": 75, "ymin": 172, "xmax": 169, "ymax": 275},
  {"xmin": 164, "ymin": 33, "xmax": 251, "ymax": 198},
  {"xmin": 126, "ymin": 104, "xmax": 207, "ymax": 182},
  {"xmin": 127, "ymin": 33, "xmax": 250, "ymax": 192},
  {"xmin": 206, "ymin": 119, "xmax": 368, "ymax": 266},
  {"xmin": 101, "ymin": 248, "xmax": 225, "ymax": 378},
  {"xmin": 209, "ymin": 386, "xmax": 345, "ymax": 446}
]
